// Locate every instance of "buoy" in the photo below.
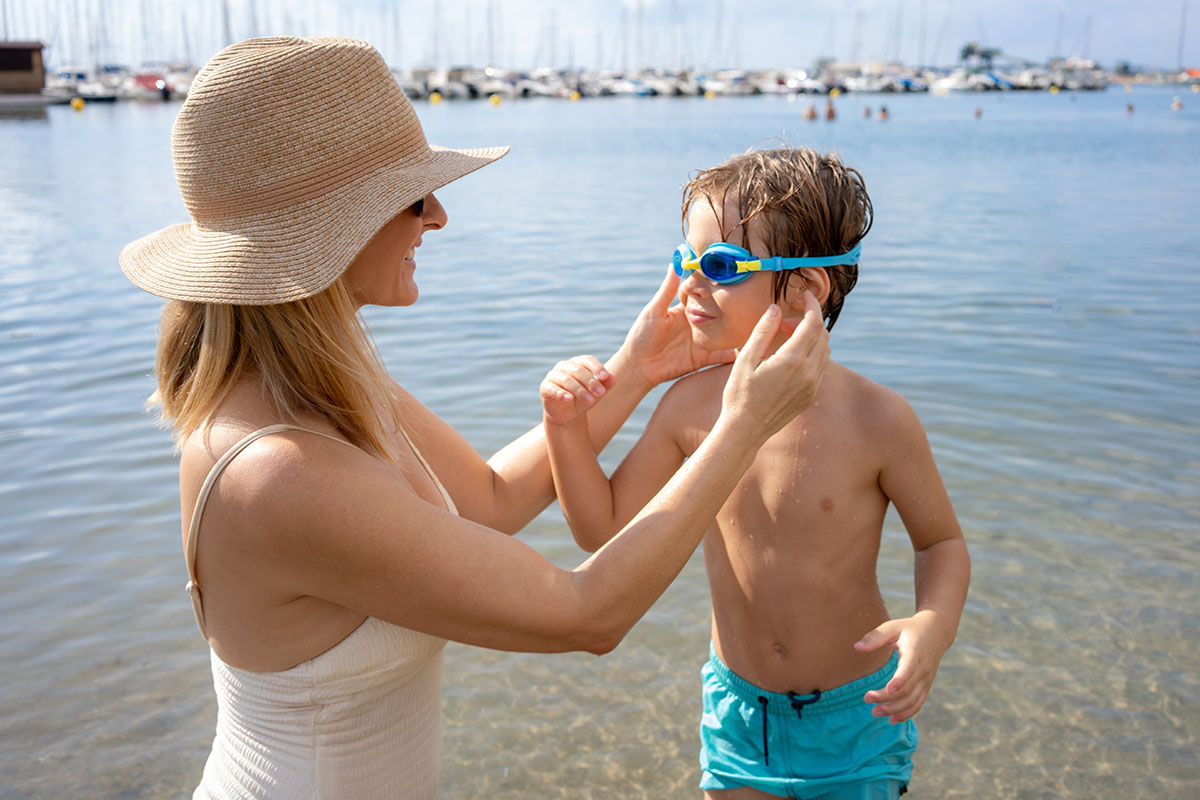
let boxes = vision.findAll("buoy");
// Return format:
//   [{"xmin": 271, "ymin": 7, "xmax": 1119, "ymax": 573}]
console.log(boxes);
[
  {"xmin": 70, "ymin": 96, "xmax": 85, "ymax": 111},
  {"xmin": 429, "ymin": 91, "xmax": 443, "ymax": 104},
  {"xmin": 1049, "ymin": 85, "xmax": 1059, "ymax": 94},
  {"xmin": 829, "ymin": 87, "xmax": 841, "ymax": 98},
  {"xmin": 1193, "ymin": 84, "xmax": 1199, "ymax": 93},
  {"xmin": 489, "ymin": 93, "xmax": 501, "ymax": 105},
  {"xmin": 704, "ymin": 90, "xmax": 715, "ymax": 99},
  {"xmin": 569, "ymin": 90, "xmax": 581, "ymax": 101},
  {"xmin": 1125, "ymin": 84, "xmax": 1132, "ymax": 93}
]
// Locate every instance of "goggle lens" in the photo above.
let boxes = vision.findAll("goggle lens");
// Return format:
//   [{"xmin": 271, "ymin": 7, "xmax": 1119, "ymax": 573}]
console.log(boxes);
[
  {"xmin": 699, "ymin": 251, "xmax": 741, "ymax": 283},
  {"xmin": 674, "ymin": 244, "xmax": 750, "ymax": 285}
]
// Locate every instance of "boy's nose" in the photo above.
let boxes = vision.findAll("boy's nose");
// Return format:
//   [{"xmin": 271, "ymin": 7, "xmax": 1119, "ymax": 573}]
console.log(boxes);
[{"xmin": 680, "ymin": 271, "xmax": 711, "ymax": 296}]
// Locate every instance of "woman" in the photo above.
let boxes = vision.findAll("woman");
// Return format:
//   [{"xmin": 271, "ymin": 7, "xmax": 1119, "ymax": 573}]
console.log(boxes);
[{"xmin": 120, "ymin": 38, "xmax": 830, "ymax": 799}]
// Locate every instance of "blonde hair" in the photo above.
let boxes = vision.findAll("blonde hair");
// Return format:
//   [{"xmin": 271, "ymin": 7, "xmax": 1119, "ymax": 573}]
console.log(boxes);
[
  {"xmin": 151, "ymin": 277, "xmax": 400, "ymax": 462},
  {"xmin": 682, "ymin": 147, "xmax": 873, "ymax": 331}
]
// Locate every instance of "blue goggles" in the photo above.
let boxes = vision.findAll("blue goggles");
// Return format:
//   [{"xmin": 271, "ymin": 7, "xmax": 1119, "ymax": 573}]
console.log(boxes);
[{"xmin": 672, "ymin": 241, "xmax": 862, "ymax": 285}]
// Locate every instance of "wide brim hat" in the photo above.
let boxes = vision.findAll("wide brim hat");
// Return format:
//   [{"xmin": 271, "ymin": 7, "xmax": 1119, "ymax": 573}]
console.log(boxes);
[{"xmin": 120, "ymin": 37, "xmax": 508, "ymax": 305}]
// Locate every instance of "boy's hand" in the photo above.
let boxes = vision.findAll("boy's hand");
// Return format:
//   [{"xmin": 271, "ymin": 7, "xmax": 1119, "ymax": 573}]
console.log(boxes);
[
  {"xmin": 855, "ymin": 610, "xmax": 953, "ymax": 724},
  {"xmin": 619, "ymin": 266, "xmax": 736, "ymax": 390},
  {"xmin": 540, "ymin": 356, "xmax": 615, "ymax": 426}
]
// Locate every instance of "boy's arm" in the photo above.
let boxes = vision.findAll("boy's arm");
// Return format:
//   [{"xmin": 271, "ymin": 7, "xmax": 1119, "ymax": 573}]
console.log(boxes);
[
  {"xmin": 855, "ymin": 392, "xmax": 970, "ymax": 724},
  {"xmin": 543, "ymin": 362, "xmax": 691, "ymax": 552}
]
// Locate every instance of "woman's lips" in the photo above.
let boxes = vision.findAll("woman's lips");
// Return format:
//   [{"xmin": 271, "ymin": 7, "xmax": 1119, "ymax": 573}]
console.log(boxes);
[{"xmin": 685, "ymin": 305, "xmax": 715, "ymax": 325}]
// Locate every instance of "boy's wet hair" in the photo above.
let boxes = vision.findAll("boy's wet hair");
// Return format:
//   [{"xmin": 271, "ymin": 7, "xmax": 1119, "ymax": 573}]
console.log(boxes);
[{"xmin": 681, "ymin": 147, "xmax": 873, "ymax": 331}]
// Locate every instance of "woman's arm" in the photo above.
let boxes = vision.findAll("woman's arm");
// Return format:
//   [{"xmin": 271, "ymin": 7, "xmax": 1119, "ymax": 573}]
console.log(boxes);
[
  {"xmin": 395, "ymin": 268, "xmax": 733, "ymax": 534},
  {"xmin": 250, "ymin": 301, "xmax": 826, "ymax": 654}
]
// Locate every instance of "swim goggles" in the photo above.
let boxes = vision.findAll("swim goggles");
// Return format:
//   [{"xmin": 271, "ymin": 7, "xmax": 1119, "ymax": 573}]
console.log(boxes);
[{"xmin": 672, "ymin": 241, "xmax": 862, "ymax": 285}]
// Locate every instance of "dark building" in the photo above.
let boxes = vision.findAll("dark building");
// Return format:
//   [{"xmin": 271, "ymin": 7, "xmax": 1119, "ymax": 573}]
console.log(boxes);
[{"xmin": 0, "ymin": 42, "xmax": 46, "ymax": 93}]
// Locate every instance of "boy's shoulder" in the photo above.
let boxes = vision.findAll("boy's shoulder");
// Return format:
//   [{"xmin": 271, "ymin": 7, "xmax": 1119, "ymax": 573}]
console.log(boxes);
[
  {"xmin": 651, "ymin": 364, "xmax": 731, "ymax": 439},
  {"xmin": 654, "ymin": 361, "xmax": 923, "ymax": 439},
  {"xmin": 826, "ymin": 361, "xmax": 925, "ymax": 439},
  {"xmin": 662, "ymin": 363, "xmax": 732, "ymax": 406}
]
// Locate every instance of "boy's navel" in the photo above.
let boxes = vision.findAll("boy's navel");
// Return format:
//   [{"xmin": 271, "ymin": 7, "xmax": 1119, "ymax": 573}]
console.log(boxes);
[{"xmin": 820, "ymin": 497, "xmax": 835, "ymax": 514}]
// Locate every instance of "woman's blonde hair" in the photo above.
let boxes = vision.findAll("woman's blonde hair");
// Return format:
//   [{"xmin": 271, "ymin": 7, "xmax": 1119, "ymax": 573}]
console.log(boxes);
[
  {"xmin": 682, "ymin": 147, "xmax": 873, "ymax": 331},
  {"xmin": 151, "ymin": 277, "xmax": 400, "ymax": 462}
]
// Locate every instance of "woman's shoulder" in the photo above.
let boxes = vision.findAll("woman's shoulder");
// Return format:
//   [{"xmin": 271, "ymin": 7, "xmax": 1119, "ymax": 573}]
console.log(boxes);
[{"xmin": 181, "ymin": 419, "xmax": 377, "ymax": 524}]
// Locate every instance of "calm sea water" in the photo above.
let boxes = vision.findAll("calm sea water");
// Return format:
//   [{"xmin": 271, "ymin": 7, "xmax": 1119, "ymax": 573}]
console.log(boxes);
[{"xmin": 2, "ymin": 86, "xmax": 1198, "ymax": 799}]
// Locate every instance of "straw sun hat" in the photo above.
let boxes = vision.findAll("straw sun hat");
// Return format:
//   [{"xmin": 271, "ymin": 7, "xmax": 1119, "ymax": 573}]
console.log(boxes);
[{"xmin": 120, "ymin": 37, "xmax": 508, "ymax": 305}]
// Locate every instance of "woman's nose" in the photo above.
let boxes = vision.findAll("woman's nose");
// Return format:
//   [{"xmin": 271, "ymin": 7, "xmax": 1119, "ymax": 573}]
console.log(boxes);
[{"xmin": 422, "ymin": 193, "xmax": 448, "ymax": 230}]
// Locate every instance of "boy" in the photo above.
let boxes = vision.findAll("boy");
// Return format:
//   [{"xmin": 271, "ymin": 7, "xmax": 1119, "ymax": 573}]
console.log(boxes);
[{"xmin": 540, "ymin": 148, "xmax": 969, "ymax": 799}]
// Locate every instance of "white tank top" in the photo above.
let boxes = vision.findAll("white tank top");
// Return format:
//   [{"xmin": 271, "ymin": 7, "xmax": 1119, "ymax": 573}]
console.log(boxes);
[{"xmin": 184, "ymin": 424, "xmax": 453, "ymax": 799}]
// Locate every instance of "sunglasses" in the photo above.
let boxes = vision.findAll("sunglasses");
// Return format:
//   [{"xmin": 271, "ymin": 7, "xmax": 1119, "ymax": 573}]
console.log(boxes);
[{"xmin": 672, "ymin": 241, "xmax": 863, "ymax": 285}]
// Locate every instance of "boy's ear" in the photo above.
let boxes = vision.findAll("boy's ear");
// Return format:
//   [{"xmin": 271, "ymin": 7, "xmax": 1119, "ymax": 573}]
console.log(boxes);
[{"xmin": 784, "ymin": 267, "xmax": 831, "ymax": 312}]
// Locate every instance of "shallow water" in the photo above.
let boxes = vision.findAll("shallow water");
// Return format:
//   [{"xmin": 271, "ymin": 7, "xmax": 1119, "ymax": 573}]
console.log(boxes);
[{"xmin": 1, "ymin": 87, "xmax": 1198, "ymax": 798}]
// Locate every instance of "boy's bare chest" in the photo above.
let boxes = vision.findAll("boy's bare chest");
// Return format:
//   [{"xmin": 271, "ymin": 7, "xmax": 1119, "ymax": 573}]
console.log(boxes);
[{"xmin": 714, "ymin": 416, "xmax": 888, "ymax": 547}]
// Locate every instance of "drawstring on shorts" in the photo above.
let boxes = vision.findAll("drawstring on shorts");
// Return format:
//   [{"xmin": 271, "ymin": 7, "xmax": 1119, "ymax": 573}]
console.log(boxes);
[
  {"xmin": 757, "ymin": 696, "xmax": 770, "ymax": 765},
  {"xmin": 758, "ymin": 690, "xmax": 822, "ymax": 768},
  {"xmin": 788, "ymin": 689, "xmax": 821, "ymax": 719}
]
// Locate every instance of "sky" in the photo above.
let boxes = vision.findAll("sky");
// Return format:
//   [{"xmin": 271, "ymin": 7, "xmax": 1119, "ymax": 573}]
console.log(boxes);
[{"xmin": 8, "ymin": 0, "xmax": 1197, "ymax": 72}]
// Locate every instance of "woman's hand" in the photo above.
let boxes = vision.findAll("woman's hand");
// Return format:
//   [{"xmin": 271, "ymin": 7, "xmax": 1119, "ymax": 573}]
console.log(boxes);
[
  {"xmin": 618, "ymin": 267, "xmax": 736, "ymax": 391},
  {"xmin": 719, "ymin": 292, "xmax": 830, "ymax": 444},
  {"xmin": 540, "ymin": 355, "xmax": 615, "ymax": 427}
]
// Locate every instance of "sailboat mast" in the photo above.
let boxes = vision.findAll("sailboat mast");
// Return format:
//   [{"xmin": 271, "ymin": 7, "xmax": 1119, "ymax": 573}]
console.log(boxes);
[
  {"xmin": 222, "ymin": 0, "xmax": 233, "ymax": 48},
  {"xmin": 620, "ymin": 6, "xmax": 628, "ymax": 73},
  {"xmin": 852, "ymin": 4, "xmax": 863, "ymax": 64},
  {"xmin": 247, "ymin": 0, "xmax": 260, "ymax": 41},
  {"xmin": 487, "ymin": 0, "xmax": 495, "ymax": 68},
  {"xmin": 436, "ymin": 0, "xmax": 446, "ymax": 68},
  {"xmin": 1180, "ymin": 0, "xmax": 1189, "ymax": 71},
  {"xmin": 710, "ymin": 0, "xmax": 723, "ymax": 70},
  {"xmin": 181, "ymin": 8, "xmax": 192, "ymax": 66},
  {"xmin": 918, "ymin": 0, "xmax": 928, "ymax": 66},
  {"xmin": 636, "ymin": 0, "xmax": 643, "ymax": 72},
  {"xmin": 931, "ymin": 0, "xmax": 953, "ymax": 66}
]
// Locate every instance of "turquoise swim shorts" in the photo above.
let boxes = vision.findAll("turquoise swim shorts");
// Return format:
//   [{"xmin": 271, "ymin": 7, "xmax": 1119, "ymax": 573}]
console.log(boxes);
[{"xmin": 699, "ymin": 644, "xmax": 918, "ymax": 799}]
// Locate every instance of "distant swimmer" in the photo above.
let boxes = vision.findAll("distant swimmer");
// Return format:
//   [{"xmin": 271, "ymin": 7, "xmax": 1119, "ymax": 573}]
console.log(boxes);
[
  {"xmin": 803, "ymin": 101, "xmax": 818, "ymax": 121},
  {"xmin": 862, "ymin": 105, "xmax": 871, "ymax": 118},
  {"xmin": 1126, "ymin": 103, "xmax": 1134, "ymax": 115},
  {"xmin": 974, "ymin": 106, "xmax": 982, "ymax": 119},
  {"xmin": 1171, "ymin": 96, "xmax": 1183, "ymax": 111},
  {"xmin": 825, "ymin": 98, "xmax": 837, "ymax": 121},
  {"xmin": 877, "ymin": 105, "xmax": 889, "ymax": 121}
]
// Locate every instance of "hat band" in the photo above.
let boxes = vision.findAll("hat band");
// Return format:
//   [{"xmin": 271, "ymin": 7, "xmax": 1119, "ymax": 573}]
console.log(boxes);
[{"xmin": 183, "ymin": 129, "xmax": 432, "ymax": 222}]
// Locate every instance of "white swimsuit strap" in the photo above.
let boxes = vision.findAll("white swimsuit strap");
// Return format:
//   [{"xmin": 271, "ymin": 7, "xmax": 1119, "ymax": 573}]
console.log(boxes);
[
  {"xmin": 183, "ymin": 424, "xmax": 358, "ymax": 639},
  {"xmin": 393, "ymin": 422, "xmax": 457, "ymax": 515}
]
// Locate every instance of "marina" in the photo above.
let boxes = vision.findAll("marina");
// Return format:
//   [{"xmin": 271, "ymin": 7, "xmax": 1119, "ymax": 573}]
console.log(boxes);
[
  {"xmin": 14, "ymin": 55, "xmax": 1199, "ymax": 106},
  {"xmin": 1, "ymin": 1, "xmax": 1197, "ymax": 107}
]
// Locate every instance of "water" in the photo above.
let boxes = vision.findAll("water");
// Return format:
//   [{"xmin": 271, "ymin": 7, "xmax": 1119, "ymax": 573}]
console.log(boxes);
[{"xmin": 1, "ymin": 87, "xmax": 1198, "ymax": 798}]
